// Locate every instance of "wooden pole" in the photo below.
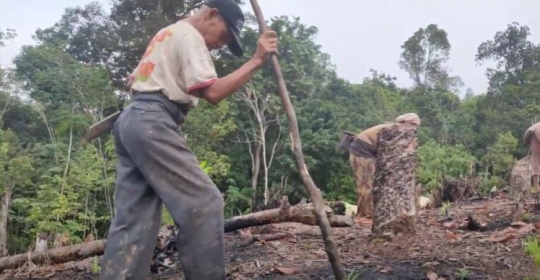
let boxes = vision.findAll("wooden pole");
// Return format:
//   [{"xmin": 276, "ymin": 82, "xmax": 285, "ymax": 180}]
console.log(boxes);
[{"xmin": 247, "ymin": 1, "xmax": 346, "ymax": 279}]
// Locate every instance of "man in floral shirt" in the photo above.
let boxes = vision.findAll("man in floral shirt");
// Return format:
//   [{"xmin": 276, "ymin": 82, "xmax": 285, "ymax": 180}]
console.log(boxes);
[{"xmin": 99, "ymin": 0, "xmax": 278, "ymax": 279}]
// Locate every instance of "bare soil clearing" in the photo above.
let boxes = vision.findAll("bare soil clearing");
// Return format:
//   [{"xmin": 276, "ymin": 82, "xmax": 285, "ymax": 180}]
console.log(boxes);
[{"xmin": 2, "ymin": 193, "xmax": 539, "ymax": 280}]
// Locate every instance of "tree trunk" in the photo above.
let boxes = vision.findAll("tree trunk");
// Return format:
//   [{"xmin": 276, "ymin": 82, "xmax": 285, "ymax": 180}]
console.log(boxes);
[
  {"xmin": 250, "ymin": 142, "xmax": 262, "ymax": 212},
  {"xmin": 0, "ymin": 189, "xmax": 10, "ymax": 256},
  {"xmin": 34, "ymin": 233, "xmax": 48, "ymax": 253},
  {"xmin": 510, "ymin": 156, "xmax": 531, "ymax": 222},
  {"xmin": 510, "ymin": 156, "xmax": 531, "ymax": 206},
  {"xmin": 0, "ymin": 197, "xmax": 352, "ymax": 273},
  {"xmin": 372, "ymin": 124, "xmax": 419, "ymax": 239}
]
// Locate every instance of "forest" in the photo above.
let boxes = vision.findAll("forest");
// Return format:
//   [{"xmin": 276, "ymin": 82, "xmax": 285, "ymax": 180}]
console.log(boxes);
[{"xmin": 0, "ymin": 0, "xmax": 540, "ymax": 279}]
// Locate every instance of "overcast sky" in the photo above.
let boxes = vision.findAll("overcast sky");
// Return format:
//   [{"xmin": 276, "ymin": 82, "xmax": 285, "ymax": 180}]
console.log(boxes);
[{"xmin": 1, "ymin": 0, "xmax": 539, "ymax": 95}]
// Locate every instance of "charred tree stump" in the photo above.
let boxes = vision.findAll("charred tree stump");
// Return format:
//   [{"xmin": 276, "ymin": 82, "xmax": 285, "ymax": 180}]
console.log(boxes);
[{"xmin": 372, "ymin": 124, "xmax": 418, "ymax": 238}]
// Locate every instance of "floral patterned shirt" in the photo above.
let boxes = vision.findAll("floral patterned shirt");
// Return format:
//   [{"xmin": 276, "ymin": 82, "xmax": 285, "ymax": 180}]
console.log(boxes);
[{"xmin": 129, "ymin": 21, "xmax": 218, "ymax": 107}]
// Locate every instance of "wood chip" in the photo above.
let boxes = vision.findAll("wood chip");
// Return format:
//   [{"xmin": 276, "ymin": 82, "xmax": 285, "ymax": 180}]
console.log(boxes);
[{"xmin": 274, "ymin": 266, "xmax": 299, "ymax": 275}]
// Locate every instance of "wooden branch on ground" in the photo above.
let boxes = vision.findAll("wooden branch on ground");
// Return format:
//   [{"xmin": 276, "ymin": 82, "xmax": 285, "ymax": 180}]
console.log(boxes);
[
  {"xmin": 248, "ymin": 1, "xmax": 346, "ymax": 278},
  {"xmin": 225, "ymin": 196, "xmax": 353, "ymax": 232},
  {"xmin": 0, "ymin": 240, "xmax": 105, "ymax": 274},
  {"xmin": 0, "ymin": 196, "xmax": 352, "ymax": 273}
]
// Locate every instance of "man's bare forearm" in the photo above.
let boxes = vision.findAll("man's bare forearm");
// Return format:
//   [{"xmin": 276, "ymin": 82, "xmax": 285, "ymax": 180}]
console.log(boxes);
[{"xmin": 201, "ymin": 58, "xmax": 264, "ymax": 104}]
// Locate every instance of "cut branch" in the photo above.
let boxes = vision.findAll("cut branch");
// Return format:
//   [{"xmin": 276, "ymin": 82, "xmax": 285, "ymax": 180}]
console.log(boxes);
[
  {"xmin": 248, "ymin": 1, "xmax": 346, "ymax": 279},
  {"xmin": 0, "ymin": 197, "xmax": 351, "ymax": 273}
]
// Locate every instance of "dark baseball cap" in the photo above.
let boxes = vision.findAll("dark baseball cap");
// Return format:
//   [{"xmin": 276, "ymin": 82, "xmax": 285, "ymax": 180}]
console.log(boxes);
[{"xmin": 204, "ymin": 0, "xmax": 245, "ymax": 56}]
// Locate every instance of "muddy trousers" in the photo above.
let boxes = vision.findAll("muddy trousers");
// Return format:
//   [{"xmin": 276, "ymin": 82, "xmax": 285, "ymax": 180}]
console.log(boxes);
[
  {"xmin": 349, "ymin": 154, "xmax": 376, "ymax": 218},
  {"xmin": 99, "ymin": 93, "xmax": 226, "ymax": 280}
]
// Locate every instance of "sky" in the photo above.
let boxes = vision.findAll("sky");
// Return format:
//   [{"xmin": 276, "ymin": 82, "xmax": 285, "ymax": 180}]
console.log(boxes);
[{"xmin": 1, "ymin": 0, "xmax": 539, "ymax": 95}]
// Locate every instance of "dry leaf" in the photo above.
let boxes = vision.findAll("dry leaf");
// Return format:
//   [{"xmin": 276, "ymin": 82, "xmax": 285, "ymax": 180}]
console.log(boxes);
[
  {"xmin": 518, "ymin": 223, "xmax": 535, "ymax": 235},
  {"xmin": 315, "ymin": 249, "xmax": 326, "ymax": 257},
  {"xmin": 376, "ymin": 265, "xmax": 393, "ymax": 274},
  {"xmin": 426, "ymin": 271, "xmax": 438, "ymax": 280},
  {"xmin": 443, "ymin": 221, "xmax": 456, "ymax": 229},
  {"xmin": 485, "ymin": 229, "xmax": 517, "ymax": 243},
  {"xmin": 274, "ymin": 266, "xmax": 299, "ymax": 275},
  {"xmin": 445, "ymin": 230, "xmax": 462, "ymax": 241},
  {"xmin": 511, "ymin": 221, "xmax": 528, "ymax": 228},
  {"xmin": 422, "ymin": 261, "xmax": 440, "ymax": 267},
  {"xmin": 355, "ymin": 217, "xmax": 373, "ymax": 225},
  {"xmin": 238, "ymin": 229, "xmax": 252, "ymax": 236},
  {"xmin": 534, "ymin": 222, "xmax": 540, "ymax": 230}
]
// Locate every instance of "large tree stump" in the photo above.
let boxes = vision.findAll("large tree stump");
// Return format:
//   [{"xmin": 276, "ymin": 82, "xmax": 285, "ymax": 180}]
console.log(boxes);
[
  {"xmin": 510, "ymin": 156, "xmax": 532, "ymax": 205},
  {"xmin": 372, "ymin": 123, "xmax": 418, "ymax": 238},
  {"xmin": 510, "ymin": 156, "xmax": 532, "ymax": 221}
]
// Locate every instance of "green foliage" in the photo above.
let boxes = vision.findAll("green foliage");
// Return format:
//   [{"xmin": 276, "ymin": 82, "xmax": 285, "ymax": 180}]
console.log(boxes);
[
  {"xmin": 482, "ymin": 132, "xmax": 518, "ymax": 179},
  {"xmin": 455, "ymin": 267, "xmax": 470, "ymax": 280},
  {"xmin": 1, "ymin": 1, "xmax": 539, "ymax": 255},
  {"xmin": 417, "ymin": 141, "xmax": 476, "ymax": 193},
  {"xmin": 524, "ymin": 237, "xmax": 540, "ymax": 267},
  {"xmin": 524, "ymin": 237, "xmax": 540, "ymax": 279}
]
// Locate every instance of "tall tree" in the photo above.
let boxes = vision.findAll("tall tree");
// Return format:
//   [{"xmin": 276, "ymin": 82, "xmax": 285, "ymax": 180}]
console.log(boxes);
[
  {"xmin": 475, "ymin": 23, "xmax": 540, "ymax": 153},
  {"xmin": 399, "ymin": 24, "xmax": 462, "ymax": 91}
]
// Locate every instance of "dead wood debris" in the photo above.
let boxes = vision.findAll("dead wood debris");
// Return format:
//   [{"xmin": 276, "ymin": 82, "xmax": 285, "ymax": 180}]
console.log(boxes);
[
  {"xmin": 2, "ymin": 195, "xmax": 540, "ymax": 279},
  {"xmin": 0, "ymin": 196, "xmax": 351, "ymax": 275}
]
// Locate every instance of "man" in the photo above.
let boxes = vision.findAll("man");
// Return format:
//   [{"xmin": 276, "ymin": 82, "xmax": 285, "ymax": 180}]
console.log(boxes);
[
  {"xmin": 524, "ymin": 122, "xmax": 540, "ymax": 202},
  {"xmin": 341, "ymin": 113, "xmax": 420, "ymax": 219},
  {"xmin": 99, "ymin": 0, "xmax": 278, "ymax": 279}
]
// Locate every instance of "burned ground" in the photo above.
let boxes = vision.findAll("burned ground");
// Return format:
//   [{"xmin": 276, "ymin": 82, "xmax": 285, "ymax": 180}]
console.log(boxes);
[{"xmin": 2, "ymin": 193, "xmax": 540, "ymax": 280}]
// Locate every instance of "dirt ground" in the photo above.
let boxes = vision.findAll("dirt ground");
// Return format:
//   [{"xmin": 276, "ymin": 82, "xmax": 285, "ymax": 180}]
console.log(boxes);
[{"xmin": 3, "ymin": 193, "xmax": 540, "ymax": 280}]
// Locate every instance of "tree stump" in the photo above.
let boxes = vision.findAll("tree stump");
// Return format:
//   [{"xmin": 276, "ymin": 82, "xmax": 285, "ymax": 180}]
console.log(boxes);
[
  {"xmin": 372, "ymin": 123, "xmax": 418, "ymax": 238},
  {"xmin": 510, "ymin": 156, "xmax": 532, "ymax": 221},
  {"xmin": 510, "ymin": 156, "xmax": 532, "ymax": 205}
]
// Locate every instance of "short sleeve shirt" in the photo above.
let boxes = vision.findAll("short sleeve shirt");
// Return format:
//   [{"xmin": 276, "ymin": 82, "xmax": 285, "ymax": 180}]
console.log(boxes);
[
  {"xmin": 356, "ymin": 123, "xmax": 395, "ymax": 149},
  {"xmin": 129, "ymin": 21, "xmax": 218, "ymax": 107}
]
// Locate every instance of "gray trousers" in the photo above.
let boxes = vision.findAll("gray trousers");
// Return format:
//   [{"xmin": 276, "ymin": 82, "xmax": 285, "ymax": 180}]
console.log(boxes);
[{"xmin": 99, "ymin": 93, "xmax": 226, "ymax": 280}]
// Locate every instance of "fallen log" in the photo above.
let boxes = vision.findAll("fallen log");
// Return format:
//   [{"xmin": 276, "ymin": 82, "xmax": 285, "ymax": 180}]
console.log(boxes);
[
  {"xmin": 372, "ymin": 123, "xmax": 419, "ymax": 239},
  {"xmin": 0, "ymin": 196, "xmax": 352, "ymax": 273},
  {"xmin": 0, "ymin": 240, "xmax": 105, "ymax": 274},
  {"xmin": 225, "ymin": 196, "xmax": 353, "ymax": 232}
]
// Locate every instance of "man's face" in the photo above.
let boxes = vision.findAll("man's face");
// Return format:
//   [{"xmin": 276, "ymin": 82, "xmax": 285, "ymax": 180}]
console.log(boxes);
[{"xmin": 201, "ymin": 8, "xmax": 232, "ymax": 50}]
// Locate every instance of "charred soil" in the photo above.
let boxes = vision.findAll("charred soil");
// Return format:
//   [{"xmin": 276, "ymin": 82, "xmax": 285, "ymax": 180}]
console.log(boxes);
[{"xmin": 2, "ymin": 194, "xmax": 539, "ymax": 280}]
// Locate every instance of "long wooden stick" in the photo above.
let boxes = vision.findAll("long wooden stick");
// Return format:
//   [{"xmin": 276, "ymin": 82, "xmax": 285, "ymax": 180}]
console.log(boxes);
[{"xmin": 247, "ymin": 1, "xmax": 346, "ymax": 279}]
